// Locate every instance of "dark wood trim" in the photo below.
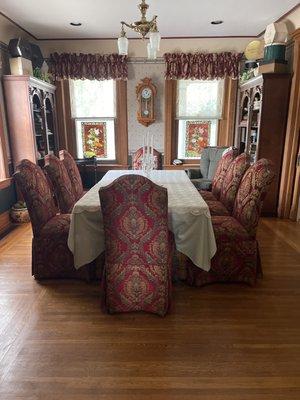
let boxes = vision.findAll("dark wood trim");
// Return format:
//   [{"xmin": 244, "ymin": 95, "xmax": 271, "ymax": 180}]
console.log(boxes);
[
  {"xmin": 164, "ymin": 79, "xmax": 177, "ymax": 167},
  {"xmin": 115, "ymin": 80, "xmax": 128, "ymax": 166},
  {"xmin": 1, "ymin": 3, "xmax": 299, "ymax": 41},
  {"xmin": 0, "ymin": 210, "xmax": 12, "ymax": 236},
  {"xmin": 278, "ymin": 28, "xmax": 300, "ymax": 220},
  {"xmin": 218, "ymin": 78, "xmax": 238, "ymax": 147}
]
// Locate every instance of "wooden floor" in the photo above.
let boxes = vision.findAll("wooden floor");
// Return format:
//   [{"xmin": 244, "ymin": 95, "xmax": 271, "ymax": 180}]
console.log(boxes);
[{"xmin": 0, "ymin": 219, "xmax": 300, "ymax": 400}]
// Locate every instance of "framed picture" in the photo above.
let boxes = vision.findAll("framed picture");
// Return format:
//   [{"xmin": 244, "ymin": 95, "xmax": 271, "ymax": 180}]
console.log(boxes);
[{"xmin": 185, "ymin": 120, "xmax": 211, "ymax": 158}]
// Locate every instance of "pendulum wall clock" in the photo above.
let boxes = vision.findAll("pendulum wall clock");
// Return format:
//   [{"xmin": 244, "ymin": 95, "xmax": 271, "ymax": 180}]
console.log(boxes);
[{"xmin": 136, "ymin": 77, "xmax": 157, "ymax": 127}]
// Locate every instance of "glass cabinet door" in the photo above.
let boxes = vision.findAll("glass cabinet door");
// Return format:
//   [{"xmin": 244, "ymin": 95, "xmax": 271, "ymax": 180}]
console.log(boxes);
[
  {"xmin": 44, "ymin": 95, "xmax": 57, "ymax": 155},
  {"xmin": 248, "ymin": 88, "xmax": 262, "ymax": 164},
  {"xmin": 32, "ymin": 92, "xmax": 46, "ymax": 163}
]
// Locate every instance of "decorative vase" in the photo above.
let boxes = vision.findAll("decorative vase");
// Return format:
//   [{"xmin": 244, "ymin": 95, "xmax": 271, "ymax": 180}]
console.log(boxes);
[{"xmin": 10, "ymin": 203, "xmax": 30, "ymax": 223}]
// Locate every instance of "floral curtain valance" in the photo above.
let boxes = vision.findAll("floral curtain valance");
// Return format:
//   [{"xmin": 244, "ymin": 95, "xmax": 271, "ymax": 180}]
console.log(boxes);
[
  {"xmin": 49, "ymin": 53, "xmax": 128, "ymax": 80},
  {"xmin": 164, "ymin": 52, "xmax": 242, "ymax": 80}
]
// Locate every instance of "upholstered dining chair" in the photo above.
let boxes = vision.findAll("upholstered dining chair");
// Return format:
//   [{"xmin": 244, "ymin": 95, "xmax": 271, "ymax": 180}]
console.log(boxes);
[
  {"xmin": 187, "ymin": 158, "xmax": 275, "ymax": 287},
  {"xmin": 199, "ymin": 147, "xmax": 237, "ymax": 202},
  {"xmin": 14, "ymin": 159, "xmax": 90, "ymax": 281},
  {"xmin": 59, "ymin": 150, "xmax": 85, "ymax": 201},
  {"xmin": 44, "ymin": 154, "xmax": 75, "ymax": 213},
  {"xmin": 206, "ymin": 153, "xmax": 250, "ymax": 216},
  {"xmin": 99, "ymin": 174, "xmax": 174, "ymax": 316},
  {"xmin": 132, "ymin": 147, "xmax": 162, "ymax": 170}
]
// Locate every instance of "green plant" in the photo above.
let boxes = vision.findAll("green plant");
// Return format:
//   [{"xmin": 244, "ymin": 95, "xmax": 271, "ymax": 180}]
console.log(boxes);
[{"xmin": 33, "ymin": 67, "xmax": 52, "ymax": 83}]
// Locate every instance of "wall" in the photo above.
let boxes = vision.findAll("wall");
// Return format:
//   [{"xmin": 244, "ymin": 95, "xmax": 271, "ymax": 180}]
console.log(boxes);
[{"xmin": 127, "ymin": 61, "xmax": 165, "ymax": 153}]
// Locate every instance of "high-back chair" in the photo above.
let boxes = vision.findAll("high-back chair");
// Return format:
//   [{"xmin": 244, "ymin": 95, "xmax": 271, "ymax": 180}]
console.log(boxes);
[
  {"xmin": 59, "ymin": 150, "xmax": 84, "ymax": 201},
  {"xmin": 200, "ymin": 147, "xmax": 237, "ymax": 201},
  {"xmin": 189, "ymin": 146, "xmax": 228, "ymax": 190},
  {"xmin": 44, "ymin": 154, "xmax": 75, "ymax": 213},
  {"xmin": 132, "ymin": 147, "xmax": 162, "ymax": 170},
  {"xmin": 206, "ymin": 153, "xmax": 250, "ymax": 216},
  {"xmin": 187, "ymin": 158, "xmax": 275, "ymax": 287},
  {"xmin": 14, "ymin": 159, "xmax": 90, "ymax": 280},
  {"xmin": 99, "ymin": 174, "xmax": 173, "ymax": 316}
]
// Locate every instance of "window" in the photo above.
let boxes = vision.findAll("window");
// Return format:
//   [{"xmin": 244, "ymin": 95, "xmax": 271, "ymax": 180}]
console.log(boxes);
[
  {"xmin": 70, "ymin": 79, "xmax": 116, "ymax": 160},
  {"xmin": 176, "ymin": 80, "xmax": 224, "ymax": 160}
]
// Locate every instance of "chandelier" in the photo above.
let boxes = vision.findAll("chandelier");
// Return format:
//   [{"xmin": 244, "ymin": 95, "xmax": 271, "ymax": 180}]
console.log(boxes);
[{"xmin": 117, "ymin": 0, "xmax": 161, "ymax": 59}]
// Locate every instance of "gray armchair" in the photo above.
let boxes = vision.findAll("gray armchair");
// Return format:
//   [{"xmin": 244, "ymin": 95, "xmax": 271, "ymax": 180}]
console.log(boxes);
[{"xmin": 188, "ymin": 146, "xmax": 228, "ymax": 190}]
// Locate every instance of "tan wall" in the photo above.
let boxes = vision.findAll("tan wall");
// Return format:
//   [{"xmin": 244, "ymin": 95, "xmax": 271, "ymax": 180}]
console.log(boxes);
[
  {"xmin": 39, "ymin": 37, "xmax": 253, "ymax": 58},
  {"xmin": 282, "ymin": 5, "xmax": 300, "ymax": 33}
]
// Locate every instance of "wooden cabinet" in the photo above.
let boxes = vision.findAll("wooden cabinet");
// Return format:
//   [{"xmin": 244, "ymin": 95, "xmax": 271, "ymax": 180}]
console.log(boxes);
[
  {"xmin": 3, "ymin": 75, "xmax": 58, "ymax": 169},
  {"xmin": 235, "ymin": 73, "xmax": 291, "ymax": 216}
]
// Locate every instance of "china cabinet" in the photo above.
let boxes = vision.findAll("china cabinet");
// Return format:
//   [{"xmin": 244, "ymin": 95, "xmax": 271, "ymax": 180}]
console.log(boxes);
[
  {"xmin": 235, "ymin": 73, "xmax": 291, "ymax": 216},
  {"xmin": 3, "ymin": 75, "xmax": 58, "ymax": 169}
]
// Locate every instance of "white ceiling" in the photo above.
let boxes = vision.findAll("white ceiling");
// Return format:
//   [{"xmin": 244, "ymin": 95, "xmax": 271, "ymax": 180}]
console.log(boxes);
[{"xmin": 0, "ymin": 0, "xmax": 298, "ymax": 39}]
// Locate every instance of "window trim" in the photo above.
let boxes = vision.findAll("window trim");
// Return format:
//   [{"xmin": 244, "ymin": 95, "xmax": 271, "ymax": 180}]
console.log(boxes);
[
  {"xmin": 56, "ymin": 79, "xmax": 128, "ymax": 169},
  {"xmin": 164, "ymin": 78, "xmax": 237, "ymax": 168}
]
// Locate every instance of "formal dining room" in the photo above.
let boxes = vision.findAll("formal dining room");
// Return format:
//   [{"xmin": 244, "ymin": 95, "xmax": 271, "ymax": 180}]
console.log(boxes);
[{"xmin": 0, "ymin": 0, "xmax": 300, "ymax": 399}]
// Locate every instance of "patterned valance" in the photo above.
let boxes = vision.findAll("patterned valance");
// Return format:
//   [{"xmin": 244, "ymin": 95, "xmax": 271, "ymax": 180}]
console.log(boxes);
[
  {"xmin": 164, "ymin": 52, "xmax": 242, "ymax": 80},
  {"xmin": 49, "ymin": 53, "xmax": 128, "ymax": 80}
]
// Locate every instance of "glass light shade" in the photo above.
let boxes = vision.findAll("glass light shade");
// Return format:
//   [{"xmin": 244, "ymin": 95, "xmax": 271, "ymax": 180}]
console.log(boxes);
[
  {"xmin": 149, "ymin": 30, "xmax": 161, "ymax": 51},
  {"xmin": 147, "ymin": 43, "xmax": 157, "ymax": 60},
  {"xmin": 118, "ymin": 36, "xmax": 129, "ymax": 55}
]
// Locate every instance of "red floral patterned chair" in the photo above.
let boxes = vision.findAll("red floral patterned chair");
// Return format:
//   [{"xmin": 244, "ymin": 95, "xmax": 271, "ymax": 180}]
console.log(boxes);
[
  {"xmin": 99, "ymin": 174, "xmax": 173, "ymax": 316},
  {"xmin": 44, "ymin": 154, "xmax": 75, "ymax": 213},
  {"xmin": 206, "ymin": 153, "xmax": 250, "ymax": 216},
  {"xmin": 199, "ymin": 147, "xmax": 237, "ymax": 202},
  {"xmin": 187, "ymin": 159, "xmax": 275, "ymax": 287},
  {"xmin": 132, "ymin": 147, "xmax": 162, "ymax": 170},
  {"xmin": 59, "ymin": 150, "xmax": 84, "ymax": 201},
  {"xmin": 14, "ymin": 159, "xmax": 90, "ymax": 281}
]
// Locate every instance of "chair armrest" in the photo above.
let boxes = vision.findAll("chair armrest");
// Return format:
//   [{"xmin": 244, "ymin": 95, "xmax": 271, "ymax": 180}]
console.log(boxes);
[{"xmin": 186, "ymin": 169, "xmax": 202, "ymax": 179}]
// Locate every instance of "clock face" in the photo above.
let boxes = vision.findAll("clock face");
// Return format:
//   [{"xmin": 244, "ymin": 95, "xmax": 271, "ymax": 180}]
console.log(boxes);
[{"xmin": 141, "ymin": 87, "xmax": 152, "ymax": 99}]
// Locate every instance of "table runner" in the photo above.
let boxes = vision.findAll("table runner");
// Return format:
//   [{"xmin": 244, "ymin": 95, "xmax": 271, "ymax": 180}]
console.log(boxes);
[{"xmin": 68, "ymin": 170, "xmax": 216, "ymax": 270}]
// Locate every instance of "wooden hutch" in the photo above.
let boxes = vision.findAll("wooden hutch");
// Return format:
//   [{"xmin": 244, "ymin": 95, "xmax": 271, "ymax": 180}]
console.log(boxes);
[
  {"xmin": 235, "ymin": 73, "xmax": 291, "ymax": 216},
  {"xmin": 3, "ymin": 75, "xmax": 58, "ymax": 169}
]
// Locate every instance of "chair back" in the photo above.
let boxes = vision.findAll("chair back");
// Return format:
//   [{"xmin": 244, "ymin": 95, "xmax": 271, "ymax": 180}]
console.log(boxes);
[
  {"xmin": 99, "ymin": 174, "xmax": 171, "ymax": 315},
  {"xmin": 59, "ymin": 150, "xmax": 83, "ymax": 201},
  {"xmin": 44, "ymin": 154, "xmax": 75, "ymax": 213},
  {"xmin": 219, "ymin": 153, "xmax": 250, "ymax": 213},
  {"xmin": 200, "ymin": 146, "xmax": 228, "ymax": 180},
  {"xmin": 233, "ymin": 159, "xmax": 275, "ymax": 237},
  {"xmin": 132, "ymin": 147, "xmax": 162, "ymax": 170},
  {"xmin": 211, "ymin": 147, "xmax": 237, "ymax": 199},
  {"xmin": 14, "ymin": 159, "xmax": 57, "ymax": 237}
]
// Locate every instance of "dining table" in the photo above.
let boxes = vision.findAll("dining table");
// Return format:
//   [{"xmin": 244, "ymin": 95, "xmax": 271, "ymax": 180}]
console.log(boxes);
[{"xmin": 68, "ymin": 170, "xmax": 217, "ymax": 271}]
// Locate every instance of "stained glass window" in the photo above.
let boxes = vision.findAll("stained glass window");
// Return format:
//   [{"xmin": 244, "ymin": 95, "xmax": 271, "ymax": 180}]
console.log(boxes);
[{"xmin": 176, "ymin": 80, "xmax": 224, "ymax": 159}]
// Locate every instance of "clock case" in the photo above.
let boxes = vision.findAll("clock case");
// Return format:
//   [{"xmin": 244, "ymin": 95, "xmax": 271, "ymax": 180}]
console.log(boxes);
[{"xmin": 136, "ymin": 77, "xmax": 157, "ymax": 127}]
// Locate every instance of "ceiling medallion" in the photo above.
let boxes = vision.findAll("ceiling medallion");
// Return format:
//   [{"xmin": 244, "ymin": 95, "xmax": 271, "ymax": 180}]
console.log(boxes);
[{"xmin": 117, "ymin": 0, "xmax": 161, "ymax": 59}]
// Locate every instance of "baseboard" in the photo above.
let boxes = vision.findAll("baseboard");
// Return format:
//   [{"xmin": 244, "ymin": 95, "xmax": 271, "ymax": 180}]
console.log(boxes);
[{"xmin": 0, "ymin": 210, "xmax": 12, "ymax": 236}]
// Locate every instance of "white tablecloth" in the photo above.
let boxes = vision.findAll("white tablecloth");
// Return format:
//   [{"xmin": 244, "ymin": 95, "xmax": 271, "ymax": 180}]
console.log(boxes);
[{"xmin": 68, "ymin": 170, "xmax": 216, "ymax": 271}]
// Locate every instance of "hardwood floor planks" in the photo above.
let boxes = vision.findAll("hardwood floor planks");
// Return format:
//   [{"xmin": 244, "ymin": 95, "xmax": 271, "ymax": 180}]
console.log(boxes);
[{"xmin": 0, "ymin": 219, "xmax": 299, "ymax": 399}]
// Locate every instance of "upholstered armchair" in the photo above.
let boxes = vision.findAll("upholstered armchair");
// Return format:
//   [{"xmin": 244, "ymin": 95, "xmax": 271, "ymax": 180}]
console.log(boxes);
[
  {"xmin": 14, "ymin": 159, "xmax": 90, "ymax": 281},
  {"xmin": 44, "ymin": 154, "xmax": 75, "ymax": 213},
  {"xmin": 132, "ymin": 147, "xmax": 162, "ymax": 170},
  {"xmin": 186, "ymin": 159, "xmax": 275, "ymax": 287},
  {"xmin": 59, "ymin": 150, "xmax": 84, "ymax": 201},
  {"xmin": 206, "ymin": 153, "xmax": 250, "ymax": 216},
  {"xmin": 188, "ymin": 146, "xmax": 228, "ymax": 190},
  {"xmin": 199, "ymin": 147, "xmax": 237, "ymax": 202},
  {"xmin": 99, "ymin": 174, "xmax": 174, "ymax": 316}
]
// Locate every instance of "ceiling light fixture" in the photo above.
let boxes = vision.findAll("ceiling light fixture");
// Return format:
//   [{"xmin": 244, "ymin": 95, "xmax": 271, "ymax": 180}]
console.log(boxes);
[
  {"xmin": 211, "ymin": 20, "xmax": 223, "ymax": 25},
  {"xmin": 70, "ymin": 22, "xmax": 82, "ymax": 27},
  {"xmin": 117, "ymin": 0, "xmax": 161, "ymax": 60}
]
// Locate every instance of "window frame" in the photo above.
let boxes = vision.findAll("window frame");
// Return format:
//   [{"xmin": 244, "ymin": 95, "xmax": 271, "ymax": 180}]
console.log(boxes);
[{"xmin": 164, "ymin": 78, "xmax": 237, "ymax": 168}]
